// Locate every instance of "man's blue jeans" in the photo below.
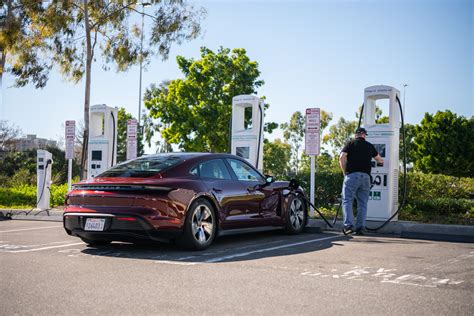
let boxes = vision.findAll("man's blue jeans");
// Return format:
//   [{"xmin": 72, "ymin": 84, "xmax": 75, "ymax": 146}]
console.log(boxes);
[{"xmin": 342, "ymin": 172, "xmax": 371, "ymax": 229}]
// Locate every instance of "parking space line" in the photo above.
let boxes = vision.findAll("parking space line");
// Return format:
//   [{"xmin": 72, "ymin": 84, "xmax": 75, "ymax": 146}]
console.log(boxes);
[
  {"xmin": 205, "ymin": 235, "xmax": 343, "ymax": 263},
  {"xmin": 154, "ymin": 260, "xmax": 200, "ymax": 266},
  {"xmin": 9, "ymin": 242, "xmax": 84, "ymax": 253},
  {"xmin": 0, "ymin": 241, "xmax": 79, "ymax": 250},
  {"xmin": 0, "ymin": 225, "xmax": 62, "ymax": 233}
]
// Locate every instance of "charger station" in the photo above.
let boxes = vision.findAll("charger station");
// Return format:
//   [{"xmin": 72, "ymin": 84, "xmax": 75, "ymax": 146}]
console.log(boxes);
[
  {"xmin": 231, "ymin": 95, "xmax": 264, "ymax": 171},
  {"xmin": 37, "ymin": 150, "xmax": 53, "ymax": 211},
  {"xmin": 363, "ymin": 85, "xmax": 401, "ymax": 221},
  {"xmin": 87, "ymin": 104, "xmax": 118, "ymax": 178}
]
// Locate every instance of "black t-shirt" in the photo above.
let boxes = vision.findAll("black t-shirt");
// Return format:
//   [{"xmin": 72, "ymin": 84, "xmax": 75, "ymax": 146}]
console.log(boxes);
[{"xmin": 341, "ymin": 137, "xmax": 378, "ymax": 175}]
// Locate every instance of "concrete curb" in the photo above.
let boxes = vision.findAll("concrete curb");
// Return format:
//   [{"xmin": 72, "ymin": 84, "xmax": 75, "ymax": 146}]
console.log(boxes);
[
  {"xmin": 1, "ymin": 210, "xmax": 63, "ymax": 222},
  {"xmin": 307, "ymin": 218, "xmax": 474, "ymax": 243}
]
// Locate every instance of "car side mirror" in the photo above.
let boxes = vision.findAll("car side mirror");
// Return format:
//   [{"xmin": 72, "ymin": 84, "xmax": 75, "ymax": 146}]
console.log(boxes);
[{"xmin": 265, "ymin": 175, "xmax": 275, "ymax": 184}]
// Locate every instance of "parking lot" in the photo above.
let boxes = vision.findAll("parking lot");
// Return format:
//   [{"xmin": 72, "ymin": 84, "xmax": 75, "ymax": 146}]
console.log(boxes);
[{"xmin": 1, "ymin": 220, "xmax": 473, "ymax": 315}]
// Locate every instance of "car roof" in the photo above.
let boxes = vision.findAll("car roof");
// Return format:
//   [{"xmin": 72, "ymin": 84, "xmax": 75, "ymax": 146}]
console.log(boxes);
[
  {"xmin": 145, "ymin": 152, "xmax": 253, "ymax": 177},
  {"xmin": 142, "ymin": 152, "xmax": 239, "ymax": 160}
]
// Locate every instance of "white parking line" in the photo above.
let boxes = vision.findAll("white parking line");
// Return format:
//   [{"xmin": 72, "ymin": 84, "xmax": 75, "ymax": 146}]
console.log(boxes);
[
  {"xmin": 154, "ymin": 260, "xmax": 200, "ymax": 266},
  {"xmin": 0, "ymin": 241, "xmax": 78, "ymax": 250},
  {"xmin": 0, "ymin": 225, "xmax": 62, "ymax": 233},
  {"xmin": 9, "ymin": 242, "xmax": 84, "ymax": 253},
  {"xmin": 205, "ymin": 235, "xmax": 342, "ymax": 263}
]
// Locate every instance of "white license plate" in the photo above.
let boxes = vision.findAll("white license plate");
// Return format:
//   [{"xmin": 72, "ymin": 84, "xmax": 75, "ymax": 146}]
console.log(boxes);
[{"xmin": 84, "ymin": 218, "xmax": 106, "ymax": 231}]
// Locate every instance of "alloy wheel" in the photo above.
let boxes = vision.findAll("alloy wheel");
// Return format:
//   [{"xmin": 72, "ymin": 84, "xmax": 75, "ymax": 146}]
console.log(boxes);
[
  {"xmin": 289, "ymin": 197, "xmax": 304, "ymax": 230},
  {"xmin": 191, "ymin": 204, "xmax": 214, "ymax": 244}
]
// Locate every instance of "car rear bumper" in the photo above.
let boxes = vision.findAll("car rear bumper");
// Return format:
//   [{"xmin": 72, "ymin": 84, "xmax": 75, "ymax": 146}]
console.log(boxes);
[{"xmin": 63, "ymin": 212, "xmax": 182, "ymax": 243}]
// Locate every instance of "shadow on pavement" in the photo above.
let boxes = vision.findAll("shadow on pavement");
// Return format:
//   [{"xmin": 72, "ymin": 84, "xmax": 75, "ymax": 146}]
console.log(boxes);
[{"xmin": 79, "ymin": 229, "xmax": 350, "ymax": 263}]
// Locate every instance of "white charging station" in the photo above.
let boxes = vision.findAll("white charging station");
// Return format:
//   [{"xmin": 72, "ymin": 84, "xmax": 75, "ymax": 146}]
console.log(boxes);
[
  {"xmin": 231, "ymin": 95, "xmax": 264, "ymax": 171},
  {"xmin": 37, "ymin": 150, "xmax": 53, "ymax": 211},
  {"xmin": 87, "ymin": 104, "xmax": 118, "ymax": 178},
  {"xmin": 363, "ymin": 85, "xmax": 401, "ymax": 221}
]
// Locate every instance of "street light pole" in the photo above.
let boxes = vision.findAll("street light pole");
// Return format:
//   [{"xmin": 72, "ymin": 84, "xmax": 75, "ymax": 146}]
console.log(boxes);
[
  {"xmin": 138, "ymin": 5, "xmax": 146, "ymax": 127},
  {"xmin": 402, "ymin": 84, "xmax": 408, "ymax": 116}
]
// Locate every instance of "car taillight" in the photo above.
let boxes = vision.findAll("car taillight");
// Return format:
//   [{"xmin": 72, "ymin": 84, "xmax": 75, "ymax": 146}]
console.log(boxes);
[{"xmin": 117, "ymin": 217, "xmax": 137, "ymax": 221}]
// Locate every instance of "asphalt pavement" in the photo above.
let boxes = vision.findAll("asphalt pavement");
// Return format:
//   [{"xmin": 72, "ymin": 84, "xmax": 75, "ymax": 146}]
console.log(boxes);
[{"xmin": 1, "ymin": 220, "xmax": 473, "ymax": 315}]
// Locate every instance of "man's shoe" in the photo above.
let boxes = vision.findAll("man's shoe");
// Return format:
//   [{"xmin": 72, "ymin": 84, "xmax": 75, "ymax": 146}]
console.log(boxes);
[
  {"xmin": 355, "ymin": 228, "xmax": 366, "ymax": 235},
  {"xmin": 342, "ymin": 226, "xmax": 354, "ymax": 235}
]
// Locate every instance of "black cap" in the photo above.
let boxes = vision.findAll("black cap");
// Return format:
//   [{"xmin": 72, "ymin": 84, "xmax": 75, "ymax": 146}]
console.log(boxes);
[{"xmin": 355, "ymin": 127, "xmax": 368, "ymax": 135}]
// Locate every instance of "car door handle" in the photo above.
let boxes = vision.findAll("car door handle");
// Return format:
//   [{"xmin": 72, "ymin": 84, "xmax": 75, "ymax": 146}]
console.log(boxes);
[{"xmin": 212, "ymin": 188, "xmax": 223, "ymax": 193}]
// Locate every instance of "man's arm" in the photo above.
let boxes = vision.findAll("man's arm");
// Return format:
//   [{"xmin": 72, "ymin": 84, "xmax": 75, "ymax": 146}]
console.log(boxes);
[{"xmin": 339, "ymin": 152, "xmax": 348, "ymax": 174}]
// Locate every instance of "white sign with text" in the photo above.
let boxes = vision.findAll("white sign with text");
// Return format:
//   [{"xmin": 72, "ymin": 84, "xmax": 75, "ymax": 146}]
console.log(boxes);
[
  {"xmin": 305, "ymin": 108, "xmax": 320, "ymax": 156},
  {"xmin": 127, "ymin": 119, "xmax": 138, "ymax": 160},
  {"xmin": 65, "ymin": 120, "xmax": 75, "ymax": 159}
]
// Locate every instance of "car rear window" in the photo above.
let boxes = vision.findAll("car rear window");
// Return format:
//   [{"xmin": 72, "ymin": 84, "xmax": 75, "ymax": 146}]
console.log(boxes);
[{"xmin": 99, "ymin": 156, "xmax": 183, "ymax": 178}]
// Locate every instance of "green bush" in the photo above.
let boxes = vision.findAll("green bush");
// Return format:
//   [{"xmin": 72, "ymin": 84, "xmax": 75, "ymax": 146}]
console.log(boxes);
[
  {"xmin": 50, "ymin": 183, "xmax": 68, "ymax": 206},
  {"xmin": 410, "ymin": 198, "xmax": 473, "ymax": 215},
  {"xmin": 0, "ymin": 184, "xmax": 36, "ymax": 207},
  {"xmin": 401, "ymin": 172, "xmax": 473, "ymax": 202},
  {"xmin": 0, "ymin": 183, "xmax": 67, "ymax": 208},
  {"xmin": 295, "ymin": 170, "xmax": 343, "ymax": 208},
  {"xmin": 401, "ymin": 199, "xmax": 474, "ymax": 224},
  {"xmin": 293, "ymin": 169, "xmax": 473, "ymax": 224}
]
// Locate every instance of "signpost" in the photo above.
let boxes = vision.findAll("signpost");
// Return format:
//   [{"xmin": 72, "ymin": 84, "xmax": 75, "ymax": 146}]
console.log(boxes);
[
  {"xmin": 305, "ymin": 108, "xmax": 321, "ymax": 217},
  {"xmin": 127, "ymin": 119, "xmax": 138, "ymax": 160},
  {"xmin": 65, "ymin": 120, "xmax": 75, "ymax": 192}
]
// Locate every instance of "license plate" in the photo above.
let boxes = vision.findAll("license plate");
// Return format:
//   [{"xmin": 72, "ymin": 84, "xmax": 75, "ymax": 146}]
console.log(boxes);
[{"xmin": 84, "ymin": 218, "xmax": 106, "ymax": 231}]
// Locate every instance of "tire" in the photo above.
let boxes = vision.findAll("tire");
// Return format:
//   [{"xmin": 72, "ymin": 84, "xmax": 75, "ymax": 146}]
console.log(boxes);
[
  {"xmin": 176, "ymin": 198, "xmax": 217, "ymax": 250},
  {"xmin": 284, "ymin": 193, "xmax": 307, "ymax": 234},
  {"xmin": 80, "ymin": 237, "xmax": 112, "ymax": 247}
]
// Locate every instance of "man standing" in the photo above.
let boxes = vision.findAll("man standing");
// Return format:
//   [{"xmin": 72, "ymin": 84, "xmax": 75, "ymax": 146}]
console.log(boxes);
[{"xmin": 339, "ymin": 127, "xmax": 383, "ymax": 235}]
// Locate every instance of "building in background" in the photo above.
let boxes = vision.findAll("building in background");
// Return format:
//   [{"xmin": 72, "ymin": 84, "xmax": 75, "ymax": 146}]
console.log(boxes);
[{"xmin": 14, "ymin": 134, "xmax": 57, "ymax": 151}]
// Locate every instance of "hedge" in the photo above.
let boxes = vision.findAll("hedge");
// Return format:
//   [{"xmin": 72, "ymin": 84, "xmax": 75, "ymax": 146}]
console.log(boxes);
[
  {"xmin": 0, "ymin": 183, "xmax": 68, "ymax": 208},
  {"xmin": 292, "ymin": 170, "xmax": 473, "ymax": 224}
]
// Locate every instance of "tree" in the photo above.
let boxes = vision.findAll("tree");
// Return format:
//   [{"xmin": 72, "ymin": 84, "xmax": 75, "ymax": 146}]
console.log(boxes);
[
  {"xmin": 2, "ymin": 1, "xmax": 206, "ymax": 178},
  {"xmin": 0, "ymin": 120, "xmax": 21, "ymax": 151},
  {"xmin": 0, "ymin": 147, "xmax": 80, "ymax": 186},
  {"xmin": 263, "ymin": 139, "xmax": 291, "ymax": 179},
  {"xmin": 400, "ymin": 123, "xmax": 417, "ymax": 167},
  {"xmin": 323, "ymin": 117, "xmax": 358, "ymax": 156},
  {"xmin": 300, "ymin": 152, "xmax": 340, "ymax": 174},
  {"xmin": 45, "ymin": 146, "xmax": 81, "ymax": 184},
  {"xmin": 145, "ymin": 47, "xmax": 275, "ymax": 152},
  {"xmin": 413, "ymin": 110, "xmax": 473, "ymax": 177},
  {"xmin": 143, "ymin": 80, "xmax": 173, "ymax": 152},
  {"xmin": 356, "ymin": 104, "xmax": 384, "ymax": 123},
  {"xmin": 116, "ymin": 107, "xmax": 144, "ymax": 163},
  {"xmin": 281, "ymin": 110, "xmax": 332, "ymax": 175},
  {"xmin": 320, "ymin": 110, "xmax": 333, "ymax": 132},
  {"xmin": 280, "ymin": 111, "xmax": 304, "ymax": 174}
]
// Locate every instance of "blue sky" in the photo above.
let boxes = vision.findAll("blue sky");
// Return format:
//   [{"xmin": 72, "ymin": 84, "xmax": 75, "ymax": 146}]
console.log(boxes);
[{"xmin": 1, "ymin": 0, "xmax": 472, "ymax": 153}]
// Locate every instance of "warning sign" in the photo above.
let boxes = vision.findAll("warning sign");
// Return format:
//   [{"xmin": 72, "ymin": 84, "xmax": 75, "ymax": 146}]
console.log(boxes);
[
  {"xmin": 65, "ymin": 120, "xmax": 75, "ymax": 159},
  {"xmin": 305, "ymin": 108, "xmax": 321, "ymax": 156},
  {"xmin": 126, "ymin": 119, "xmax": 138, "ymax": 160}
]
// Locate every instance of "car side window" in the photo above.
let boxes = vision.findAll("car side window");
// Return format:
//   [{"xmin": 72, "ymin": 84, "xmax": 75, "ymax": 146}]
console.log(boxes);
[
  {"xmin": 190, "ymin": 166, "xmax": 199, "ymax": 176},
  {"xmin": 227, "ymin": 159, "xmax": 264, "ymax": 182},
  {"xmin": 194, "ymin": 159, "xmax": 232, "ymax": 180}
]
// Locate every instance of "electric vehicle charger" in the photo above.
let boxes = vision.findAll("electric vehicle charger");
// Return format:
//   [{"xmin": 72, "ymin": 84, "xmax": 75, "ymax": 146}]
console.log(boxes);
[
  {"xmin": 363, "ymin": 95, "xmax": 407, "ymax": 232},
  {"xmin": 5, "ymin": 158, "xmax": 53, "ymax": 218},
  {"xmin": 288, "ymin": 95, "xmax": 407, "ymax": 233}
]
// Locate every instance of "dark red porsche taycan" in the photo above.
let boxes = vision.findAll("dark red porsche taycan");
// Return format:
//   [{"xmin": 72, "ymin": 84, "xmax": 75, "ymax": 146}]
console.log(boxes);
[{"xmin": 64, "ymin": 153, "xmax": 307, "ymax": 250}]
